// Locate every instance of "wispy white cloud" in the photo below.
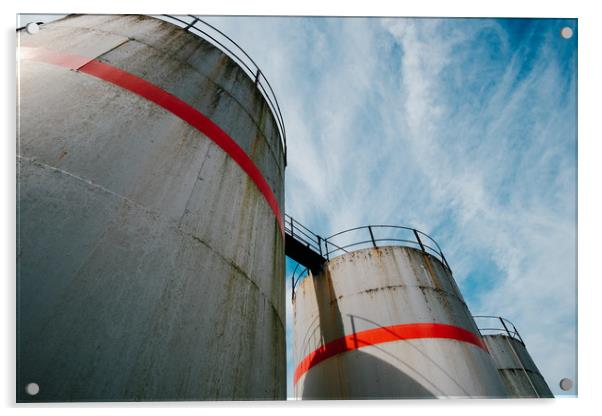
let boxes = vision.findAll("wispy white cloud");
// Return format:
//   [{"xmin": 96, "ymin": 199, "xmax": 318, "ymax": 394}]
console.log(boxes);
[
  {"xmin": 205, "ymin": 16, "xmax": 577, "ymax": 397},
  {"xmin": 381, "ymin": 18, "xmax": 576, "ymax": 394}
]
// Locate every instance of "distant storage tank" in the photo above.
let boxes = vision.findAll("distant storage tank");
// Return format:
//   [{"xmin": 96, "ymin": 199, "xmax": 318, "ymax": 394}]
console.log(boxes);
[
  {"xmin": 475, "ymin": 316, "xmax": 554, "ymax": 398},
  {"xmin": 292, "ymin": 226, "xmax": 508, "ymax": 399},
  {"xmin": 17, "ymin": 15, "xmax": 286, "ymax": 401}
]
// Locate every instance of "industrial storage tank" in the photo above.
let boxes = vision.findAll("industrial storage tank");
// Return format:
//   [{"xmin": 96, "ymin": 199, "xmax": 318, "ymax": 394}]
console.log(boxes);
[
  {"xmin": 17, "ymin": 15, "xmax": 286, "ymax": 401},
  {"xmin": 292, "ymin": 225, "xmax": 509, "ymax": 399},
  {"xmin": 475, "ymin": 316, "xmax": 554, "ymax": 398}
]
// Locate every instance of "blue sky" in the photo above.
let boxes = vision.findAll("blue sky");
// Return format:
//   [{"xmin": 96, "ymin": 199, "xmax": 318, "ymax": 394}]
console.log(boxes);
[{"xmin": 202, "ymin": 16, "xmax": 577, "ymax": 398}]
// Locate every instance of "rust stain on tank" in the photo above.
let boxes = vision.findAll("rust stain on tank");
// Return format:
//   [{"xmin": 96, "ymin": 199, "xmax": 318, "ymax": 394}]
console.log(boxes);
[
  {"xmin": 422, "ymin": 253, "xmax": 443, "ymax": 291},
  {"xmin": 57, "ymin": 149, "xmax": 68, "ymax": 161}
]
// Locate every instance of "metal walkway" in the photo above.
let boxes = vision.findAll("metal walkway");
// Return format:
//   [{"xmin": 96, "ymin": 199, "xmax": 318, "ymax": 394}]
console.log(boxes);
[{"xmin": 284, "ymin": 215, "xmax": 326, "ymax": 274}]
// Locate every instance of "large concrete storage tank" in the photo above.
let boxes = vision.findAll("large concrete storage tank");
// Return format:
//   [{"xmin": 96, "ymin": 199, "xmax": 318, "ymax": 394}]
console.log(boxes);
[
  {"xmin": 17, "ymin": 15, "xmax": 286, "ymax": 401},
  {"xmin": 292, "ymin": 225, "xmax": 508, "ymax": 399},
  {"xmin": 475, "ymin": 316, "xmax": 554, "ymax": 398}
]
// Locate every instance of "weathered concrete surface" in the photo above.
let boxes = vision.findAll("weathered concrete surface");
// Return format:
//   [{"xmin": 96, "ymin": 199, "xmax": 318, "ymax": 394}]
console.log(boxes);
[
  {"xmin": 17, "ymin": 15, "xmax": 285, "ymax": 401},
  {"xmin": 293, "ymin": 246, "xmax": 508, "ymax": 399},
  {"xmin": 483, "ymin": 335, "xmax": 554, "ymax": 398}
]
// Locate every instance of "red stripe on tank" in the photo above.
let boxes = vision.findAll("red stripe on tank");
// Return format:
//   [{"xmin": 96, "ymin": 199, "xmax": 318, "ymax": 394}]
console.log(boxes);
[
  {"xmin": 20, "ymin": 47, "xmax": 284, "ymax": 235},
  {"xmin": 293, "ymin": 323, "xmax": 486, "ymax": 385}
]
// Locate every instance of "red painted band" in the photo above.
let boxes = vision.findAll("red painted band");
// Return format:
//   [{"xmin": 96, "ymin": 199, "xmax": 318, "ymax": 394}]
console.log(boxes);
[
  {"xmin": 21, "ymin": 47, "xmax": 284, "ymax": 235},
  {"xmin": 293, "ymin": 323, "xmax": 486, "ymax": 385}
]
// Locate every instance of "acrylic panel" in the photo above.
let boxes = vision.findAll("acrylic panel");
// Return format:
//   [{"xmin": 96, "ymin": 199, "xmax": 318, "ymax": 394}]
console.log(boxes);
[{"xmin": 16, "ymin": 14, "xmax": 577, "ymax": 401}]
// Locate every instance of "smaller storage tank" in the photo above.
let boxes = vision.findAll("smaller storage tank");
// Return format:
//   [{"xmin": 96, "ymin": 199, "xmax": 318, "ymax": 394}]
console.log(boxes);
[
  {"xmin": 292, "ymin": 225, "xmax": 509, "ymax": 399},
  {"xmin": 474, "ymin": 316, "xmax": 554, "ymax": 398}
]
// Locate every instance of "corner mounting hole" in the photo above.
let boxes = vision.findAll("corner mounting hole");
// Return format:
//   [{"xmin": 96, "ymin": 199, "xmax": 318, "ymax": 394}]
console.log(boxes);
[
  {"xmin": 25, "ymin": 23, "xmax": 40, "ymax": 35},
  {"xmin": 561, "ymin": 27, "xmax": 573, "ymax": 39},
  {"xmin": 559, "ymin": 378, "xmax": 573, "ymax": 391},
  {"xmin": 25, "ymin": 382, "xmax": 40, "ymax": 396}
]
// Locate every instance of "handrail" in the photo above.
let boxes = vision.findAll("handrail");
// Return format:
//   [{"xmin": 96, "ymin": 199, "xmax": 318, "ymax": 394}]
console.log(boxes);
[
  {"xmin": 286, "ymin": 215, "xmax": 453, "ymax": 300},
  {"xmin": 158, "ymin": 15, "xmax": 287, "ymax": 165},
  {"xmin": 284, "ymin": 214, "xmax": 323, "ymax": 255},
  {"xmin": 291, "ymin": 262, "xmax": 308, "ymax": 300},
  {"xmin": 474, "ymin": 315, "xmax": 538, "ymax": 396},
  {"xmin": 473, "ymin": 315, "xmax": 525, "ymax": 345},
  {"xmin": 322, "ymin": 224, "xmax": 451, "ymax": 271}
]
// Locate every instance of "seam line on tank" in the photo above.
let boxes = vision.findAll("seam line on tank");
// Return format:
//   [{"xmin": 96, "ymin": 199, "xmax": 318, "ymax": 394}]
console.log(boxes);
[
  {"xmin": 18, "ymin": 154, "xmax": 285, "ymax": 326},
  {"xmin": 40, "ymin": 23, "xmax": 285, "ymax": 177},
  {"xmin": 105, "ymin": 37, "xmax": 285, "ymax": 178},
  {"xmin": 331, "ymin": 284, "xmax": 471, "ymax": 310},
  {"xmin": 75, "ymin": 38, "xmax": 131, "ymax": 70},
  {"xmin": 17, "ymin": 155, "xmax": 150, "ymax": 211},
  {"xmin": 181, "ymin": 228, "xmax": 286, "ymax": 330},
  {"xmin": 20, "ymin": 47, "xmax": 284, "ymax": 235}
]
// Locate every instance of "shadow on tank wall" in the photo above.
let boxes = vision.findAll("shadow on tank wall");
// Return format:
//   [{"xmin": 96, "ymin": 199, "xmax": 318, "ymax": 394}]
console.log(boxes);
[{"xmin": 299, "ymin": 349, "xmax": 435, "ymax": 399}]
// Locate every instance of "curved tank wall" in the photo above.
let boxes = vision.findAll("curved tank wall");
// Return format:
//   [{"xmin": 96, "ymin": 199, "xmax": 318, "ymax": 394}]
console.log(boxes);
[
  {"xmin": 293, "ymin": 246, "xmax": 508, "ymax": 399},
  {"xmin": 17, "ymin": 15, "xmax": 285, "ymax": 401},
  {"xmin": 482, "ymin": 335, "xmax": 554, "ymax": 398}
]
